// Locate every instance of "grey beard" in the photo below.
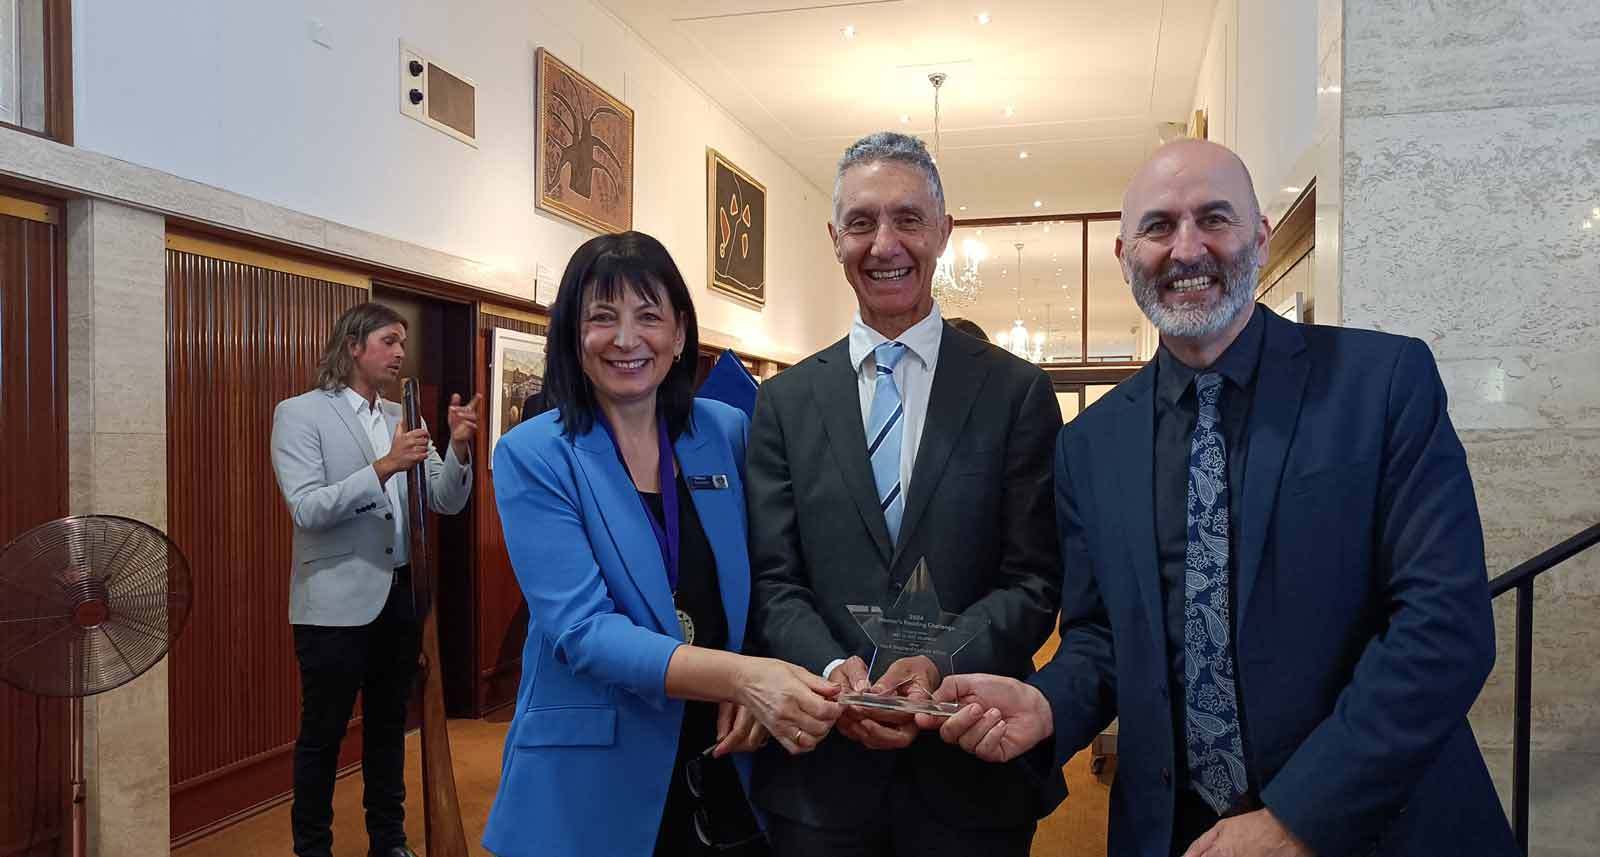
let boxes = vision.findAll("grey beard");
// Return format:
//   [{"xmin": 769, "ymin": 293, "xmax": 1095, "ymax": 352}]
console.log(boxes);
[{"xmin": 1131, "ymin": 252, "xmax": 1258, "ymax": 338}]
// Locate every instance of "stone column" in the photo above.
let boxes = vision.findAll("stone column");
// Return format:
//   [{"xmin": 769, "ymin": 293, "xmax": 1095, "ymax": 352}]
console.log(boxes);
[
  {"xmin": 1339, "ymin": 2, "xmax": 1600, "ymax": 854},
  {"xmin": 65, "ymin": 198, "xmax": 170, "ymax": 857}
]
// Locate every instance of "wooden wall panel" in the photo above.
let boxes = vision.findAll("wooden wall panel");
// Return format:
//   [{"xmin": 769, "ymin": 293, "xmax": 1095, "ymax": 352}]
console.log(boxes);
[
  {"xmin": 0, "ymin": 208, "xmax": 69, "ymax": 857},
  {"xmin": 472, "ymin": 314, "xmax": 544, "ymax": 713},
  {"xmin": 165, "ymin": 248, "xmax": 367, "ymax": 840}
]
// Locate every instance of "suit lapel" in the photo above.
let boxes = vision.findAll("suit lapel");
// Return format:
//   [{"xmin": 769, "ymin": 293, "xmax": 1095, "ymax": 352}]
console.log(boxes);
[
  {"xmin": 812, "ymin": 338, "xmax": 894, "ymax": 563},
  {"xmin": 675, "ymin": 427, "xmax": 749, "ymax": 652},
  {"xmin": 572, "ymin": 426, "xmax": 680, "ymax": 637},
  {"xmin": 1235, "ymin": 313, "xmax": 1309, "ymax": 625},
  {"xmin": 1110, "ymin": 364, "xmax": 1167, "ymax": 660},
  {"xmin": 892, "ymin": 327, "xmax": 988, "ymax": 567},
  {"xmin": 326, "ymin": 389, "xmax": 378, "ymax": 464}
]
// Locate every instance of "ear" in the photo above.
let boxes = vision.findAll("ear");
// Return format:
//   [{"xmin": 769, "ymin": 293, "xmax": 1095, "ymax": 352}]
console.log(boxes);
[
  {"xmin": 827, "ymin": 222, "xmax": 845, "ymax": 263},
  {"xmin": 1114, "ymin": 236, "xmax": 1131, "ymax": 284},
  {"xmin": 1255, "ymin": 215, "xmax": 1272, "ymax": 266},
  {"xmin": 938, "ymin": 213, "xmax": 954, "ymax": 255}
]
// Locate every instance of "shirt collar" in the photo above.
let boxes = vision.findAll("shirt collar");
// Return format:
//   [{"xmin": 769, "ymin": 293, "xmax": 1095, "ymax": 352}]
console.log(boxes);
[
  {"xmin": 340, "ymin": 385, "xmax": 385, "ymax": 416},
  {"xmin": 1155, "ymin": 303, "xmax": 1265, "ymax": 406},
  {"xmin": 849, "ymin": 301, "xmax": 944, "ymax": 372}
]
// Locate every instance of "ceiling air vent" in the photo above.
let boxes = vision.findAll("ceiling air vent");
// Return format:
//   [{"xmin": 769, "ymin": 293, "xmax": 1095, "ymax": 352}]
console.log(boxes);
[{"xmin": 400, "ymin": 42, "xmax": 477, "ymax": 147}]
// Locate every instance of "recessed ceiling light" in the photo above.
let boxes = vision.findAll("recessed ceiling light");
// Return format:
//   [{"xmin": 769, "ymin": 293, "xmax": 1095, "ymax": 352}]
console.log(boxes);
[
  {"xmin": 842, "ymin": 25, "xmax": 856, "ymax": 39},
  {"xmin": 1033, "ymin": 200, "xmax": 1042, "ymax": 208},
  {"xmin": 976, "ymin": 12, "xmax": 991, "ymax": 25},
  {"xmin": 1003, "ymin": 105, "xmax": 1015, "ymax": 118},
  {"xmin": 959, "ymin": 205, "xmax": 968, "ymax": 211},
  {"xmin": 1283, "ymin": 186, "xmax": 1301, "ymax": 193},
  {"xmin": 1018, "ymin": 151, "xmax": 1029, "ymax": 159},
  {"xmin": 899, "ymin": 114, "xmax": 910, "ymax": 124},
  {"xmin": 1043, "ymin": 225, "xmax": 1050, "ymax": 233}
]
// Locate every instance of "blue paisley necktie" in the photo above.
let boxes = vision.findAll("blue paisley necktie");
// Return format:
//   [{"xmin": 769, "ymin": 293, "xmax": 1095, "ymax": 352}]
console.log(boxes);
[
  {"xmin": 1183, "ymin": 370, "xmax": 1248, "ymax": 815},
  {"xmin": 867, "ymin": 342, "xmax": 908, "ymax": 544}
]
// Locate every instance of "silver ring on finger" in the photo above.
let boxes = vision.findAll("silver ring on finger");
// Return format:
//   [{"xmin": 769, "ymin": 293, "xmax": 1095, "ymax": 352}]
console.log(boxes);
[{"xmin": 793, "ymin": 728, "xmax": 804, "ymax": 743}]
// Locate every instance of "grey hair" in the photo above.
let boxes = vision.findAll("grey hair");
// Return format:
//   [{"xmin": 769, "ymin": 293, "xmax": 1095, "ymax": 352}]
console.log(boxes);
[{"xmin": 832, "ymin": 131, "xmax": 946, "ymax": 225}]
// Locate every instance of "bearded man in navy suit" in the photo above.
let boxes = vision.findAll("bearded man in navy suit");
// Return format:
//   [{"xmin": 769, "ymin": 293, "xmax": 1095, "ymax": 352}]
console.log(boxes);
[{"xmin": 926, "ymin": 140, "xmax": 1516, "ymax": 857}]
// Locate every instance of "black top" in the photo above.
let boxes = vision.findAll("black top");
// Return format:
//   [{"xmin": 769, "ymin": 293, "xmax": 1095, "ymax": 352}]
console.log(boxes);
[
  {"xmin": 1152, "ymin": 304, "xmax": 1265, "ymax": 802},
  {"xmin": 642, "ymin": 476, "xmax": 761, "ymax": 856}
]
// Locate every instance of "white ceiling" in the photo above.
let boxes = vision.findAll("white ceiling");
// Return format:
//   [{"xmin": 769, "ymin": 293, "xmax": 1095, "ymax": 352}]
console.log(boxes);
[
  {"xmin": 598, "ymin": 0, "xmax": 1218, "ymax": 352},
  {"xmin": 600, "ymin": 0, "xmax": 1219, "ymax": 217}
]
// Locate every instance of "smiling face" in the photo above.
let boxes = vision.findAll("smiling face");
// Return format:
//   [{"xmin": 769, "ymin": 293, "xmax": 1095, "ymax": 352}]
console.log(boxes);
[
  {"xmin": 828, "ymin": 160, "xmax": 952, "ymax": 335},
  {"xmin": 1115, "ymin": 140, "xmax": 1268, "ymax": 340},
  {"xmin": 578, "ymin": 278, "xmax": 685, "ymax": 412},
  {"xmin": 348, "ymin": 322, "xmax": 406, "ymax": 393}
]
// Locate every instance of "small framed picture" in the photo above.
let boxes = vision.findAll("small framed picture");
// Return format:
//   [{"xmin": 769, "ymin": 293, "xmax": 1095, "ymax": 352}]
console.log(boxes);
[{"xmin": 489, "ymin": 328, "xmax": 548, "ymax": 467}]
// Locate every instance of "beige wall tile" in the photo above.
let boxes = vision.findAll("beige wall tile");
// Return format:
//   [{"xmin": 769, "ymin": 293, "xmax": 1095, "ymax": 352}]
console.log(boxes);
[
  {"xmin": 1343, "ymin": 104, "xmax": 1600, "ymax": 354},
  {"xmin": 1345, "ymin": 0, "xmax": 1600, "ymax": 118},
  {"xmin": 90, "ymin": 433, "xmax": 166, "ymax": 531}
]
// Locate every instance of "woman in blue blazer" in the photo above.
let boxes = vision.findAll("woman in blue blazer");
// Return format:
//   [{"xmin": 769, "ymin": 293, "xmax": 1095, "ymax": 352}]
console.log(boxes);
[{"xmin": 484, "ymin": 232, "xmax": 842, "ymax": 857}]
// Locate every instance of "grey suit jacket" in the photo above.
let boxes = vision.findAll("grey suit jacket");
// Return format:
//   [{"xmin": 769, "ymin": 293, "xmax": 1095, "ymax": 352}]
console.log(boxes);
[
  {"xmin": 746, "ymin": 323, "xmax": 1067, "ymax": 831},
  {"xmin": 271, "ymin": 387, "xmax": 472, "ymax": 627}
]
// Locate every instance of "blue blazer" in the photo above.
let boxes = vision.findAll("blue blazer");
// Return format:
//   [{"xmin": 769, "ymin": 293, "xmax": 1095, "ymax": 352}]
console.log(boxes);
[
  {"xmin": 482, "ymin": 398, "xmax": 754, "ymax": 857},
  {"xmin": 1032, "ymin": 309, "xmax": 1516, "ymax": 856}
]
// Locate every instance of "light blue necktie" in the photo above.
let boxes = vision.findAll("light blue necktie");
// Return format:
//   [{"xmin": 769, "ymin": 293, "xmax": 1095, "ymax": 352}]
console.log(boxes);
[
  {"xmin": 1183, "ymin": 370, "xmax": 1248, "ymax": 815},
  {"xmin": 867, "ymin": 342, "xmax": 908, "ymax": 545}
]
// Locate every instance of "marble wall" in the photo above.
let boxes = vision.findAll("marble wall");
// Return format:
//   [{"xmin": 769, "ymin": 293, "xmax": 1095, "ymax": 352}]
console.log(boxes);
[
  {"xmin": 65, "ymin": 198, "xmax": 170, "ymax": 857},
  {"xmin": 1339, "ymin": 2, "xmax": 1600, "ymax": 853}
]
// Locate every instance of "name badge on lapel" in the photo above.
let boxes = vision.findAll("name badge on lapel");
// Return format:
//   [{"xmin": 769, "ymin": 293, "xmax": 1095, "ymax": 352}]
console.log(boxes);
[{"xmin": 687, "ymin": 474, "xmax": 730, "ymax": 491}]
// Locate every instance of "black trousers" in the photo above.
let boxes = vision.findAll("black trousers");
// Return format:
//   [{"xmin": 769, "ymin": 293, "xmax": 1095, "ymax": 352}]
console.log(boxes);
[
  {"xmin": 290, "ymin": 573, "xmax": 420, "ymax": 857},
  {"xmin": 765, "ymin": 769, "xmax": 1036, "ymax": 857}
]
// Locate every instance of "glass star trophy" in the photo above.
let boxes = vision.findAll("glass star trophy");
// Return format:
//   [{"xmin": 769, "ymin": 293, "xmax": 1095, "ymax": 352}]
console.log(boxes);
[{"xmin": 840, "ymin": 558, "xmax": 986, "ymax": 718}]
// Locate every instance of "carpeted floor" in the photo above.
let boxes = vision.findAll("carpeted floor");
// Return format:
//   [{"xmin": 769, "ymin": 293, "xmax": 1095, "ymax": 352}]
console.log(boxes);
[
  {"xmin": 178, "ymin": 629, "xmax": 1113, "ymax": 857},
  {"xmin": 173, "ymin": 716, "xmax": 1111, "ymax": 857}
]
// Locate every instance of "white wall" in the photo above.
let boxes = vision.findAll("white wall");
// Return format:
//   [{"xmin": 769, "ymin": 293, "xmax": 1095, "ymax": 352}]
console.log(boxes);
[
  {"xmin": 1190, "ymin": 0, "xmax": 1319, "ymax": 224},
  {"xmin": 70, "ymin": 0, "xmax": 851, "ymax": 360}
]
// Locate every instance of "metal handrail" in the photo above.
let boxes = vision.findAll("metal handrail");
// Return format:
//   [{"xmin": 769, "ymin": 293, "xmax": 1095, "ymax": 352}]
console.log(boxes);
[{"xmin": 1485, "ymin": 521, "xmax": 1600, "ymax": 853}]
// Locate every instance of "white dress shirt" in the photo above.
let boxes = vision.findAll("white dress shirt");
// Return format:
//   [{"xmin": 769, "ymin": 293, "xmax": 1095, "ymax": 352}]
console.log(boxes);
[
  {"xmin": 827, "ymin": 303, "xmax": 946, "ymax": 680},
  {"xmin": 343, "ymin": 386, "xmax": 408, "ymax": 567},
  {"xmin": 848, "ymin": 301, "xmax": 944, "ymax": 501}
]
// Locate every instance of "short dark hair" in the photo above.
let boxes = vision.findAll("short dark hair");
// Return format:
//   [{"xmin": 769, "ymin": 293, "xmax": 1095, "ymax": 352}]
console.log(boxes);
[
  {"xmin": 543, "ymin": 231, "xmax": 701, "ymax": 440},
  {"xmin": 946, "ymin": 317, "xmax": 990, "ymax": 342},
  {"xmin": 314, "ymin": 302, "xmax": 407, "ymax": 390}
]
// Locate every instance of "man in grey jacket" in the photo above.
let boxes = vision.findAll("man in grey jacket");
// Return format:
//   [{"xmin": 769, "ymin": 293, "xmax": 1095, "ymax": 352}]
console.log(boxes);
[{"xmin": 270, "ymin": 301, "xmax": 479, "ymax": 857}]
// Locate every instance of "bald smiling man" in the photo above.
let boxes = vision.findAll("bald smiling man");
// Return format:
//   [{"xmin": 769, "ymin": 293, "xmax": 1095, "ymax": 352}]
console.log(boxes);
[{"xmin": 921, "ymin": 140, "xmax": 1517, "ymax": 857}]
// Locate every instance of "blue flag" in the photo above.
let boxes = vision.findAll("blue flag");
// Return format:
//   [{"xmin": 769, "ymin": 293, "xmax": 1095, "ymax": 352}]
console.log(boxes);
[{"xmin": 697, "ymin": 349, "xmax": 759, "ymax": 417}]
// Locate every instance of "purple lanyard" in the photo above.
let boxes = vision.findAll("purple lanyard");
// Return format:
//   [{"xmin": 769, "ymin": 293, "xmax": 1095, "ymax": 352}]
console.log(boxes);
[{"xmin": 598, "ymin": 413, "xmax": 680, "ymax": 592}]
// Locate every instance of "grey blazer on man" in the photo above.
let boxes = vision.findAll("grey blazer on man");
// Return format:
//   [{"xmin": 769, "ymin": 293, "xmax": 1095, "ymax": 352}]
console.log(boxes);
[
  {"xmin": 271, "ymin": 387, "xmax": 472, "ymax": 627},
  {"xmin": 746, "ymin": 323, "xmax": 1067, "ymax": 832}
]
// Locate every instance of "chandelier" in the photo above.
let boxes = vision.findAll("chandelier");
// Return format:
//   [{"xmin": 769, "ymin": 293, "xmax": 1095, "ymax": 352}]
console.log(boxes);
[
  {"xmin": 925, "ymin": 72, "xmax": 982, "ymax": 309},
  {"xmin": 1001, "ymin": 242, "xmax": 1031, "ymax": 358}
]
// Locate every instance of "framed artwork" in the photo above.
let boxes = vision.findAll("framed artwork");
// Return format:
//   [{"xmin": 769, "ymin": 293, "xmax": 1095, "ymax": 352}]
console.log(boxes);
[
  {"xmin": 488, "ymin": 327, "xmax": 548, "ymax": 468},
  {"xmin": 706, "ymin": 148, "xmax": 767, "ymax": 307},
  {"xmin": 535, "ymin": 48, "xmax": 634, "ymax": 234}
]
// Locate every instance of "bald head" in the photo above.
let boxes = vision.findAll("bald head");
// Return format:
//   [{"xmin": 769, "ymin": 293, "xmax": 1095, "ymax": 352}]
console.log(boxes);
[{"xmin": 1120, "ymin": 139, "xmax": 1260, "ymax": 237}]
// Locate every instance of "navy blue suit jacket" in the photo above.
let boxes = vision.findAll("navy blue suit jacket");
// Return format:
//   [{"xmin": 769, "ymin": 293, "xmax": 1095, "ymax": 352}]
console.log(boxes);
[
  {"xmin": 482, "ymin": 399, "xmax": 755, "ymax": 857},
  {"xmin": 1031, "ymin": 308, "xmax": 1516, "ymax": 856}
]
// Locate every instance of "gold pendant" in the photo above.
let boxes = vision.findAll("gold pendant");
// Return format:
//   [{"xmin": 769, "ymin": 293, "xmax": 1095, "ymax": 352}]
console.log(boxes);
[{"xmin": 676, "ymin": 608, "xmax": 696, "ymax": 646}]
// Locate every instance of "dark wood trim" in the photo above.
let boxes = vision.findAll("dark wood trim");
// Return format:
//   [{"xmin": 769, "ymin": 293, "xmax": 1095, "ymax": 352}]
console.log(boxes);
[
  {"xmin": 1080, "ymin": 216, "xmax": 1089, "ymax": 360},
  {"xmin": 170, "ymin": 730, "xmax": 365, "ymax": 848},
  {"xmin": 45, "ymin": 0, "xmax": 72, "ymax": 145},
  {"xmin": 1259, "ymin": 181, "xmax": 1314, "ymax": 294},
  {"xmin": 1043, "ymin": 363, "xmax": 1144, "ymax": 386},
  {"xmin": 955, "ymin": 211, "xmax": 1121, "ymax": 228},
  {"xmin": 165, "ymin": 220, "xmax": 547, "ymax": 315}
]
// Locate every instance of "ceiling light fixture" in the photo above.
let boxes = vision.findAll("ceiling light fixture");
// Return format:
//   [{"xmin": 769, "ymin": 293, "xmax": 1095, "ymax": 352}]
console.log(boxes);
[
  {"xmin": 1283, "ymin": 186, "xmax": 1302, "ymax": 193},
  {"xmin": 1033, "ymin": 200, "xmax": 1042, "ymax": 208},
  {"xmin": 1004, "ymin": 105, "xmax": 1015, "ymax": 118},
  {"xmin": 927, "ymin": 72, "xmax": 982, "ymax": 310},
  {"xmin": 899, "ymin": 114, "xmax": 910, "ymax": 124},
  {"xmin": 976, "ymin": 12, "xmax": 991, "ymax": 25},
  {"xmin": 1018, "ymin": 150, "xmax": 1029, "ymax": 159},
  {"xmin": 842, "ymin": 25, "xmax": 856, "ymax": 39}
]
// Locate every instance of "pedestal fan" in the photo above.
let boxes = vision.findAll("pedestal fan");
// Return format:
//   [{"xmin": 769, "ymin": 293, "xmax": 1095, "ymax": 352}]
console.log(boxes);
[{"xmin": 0, "ymin": 515, "xmax": 193, "ymax": 857}]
